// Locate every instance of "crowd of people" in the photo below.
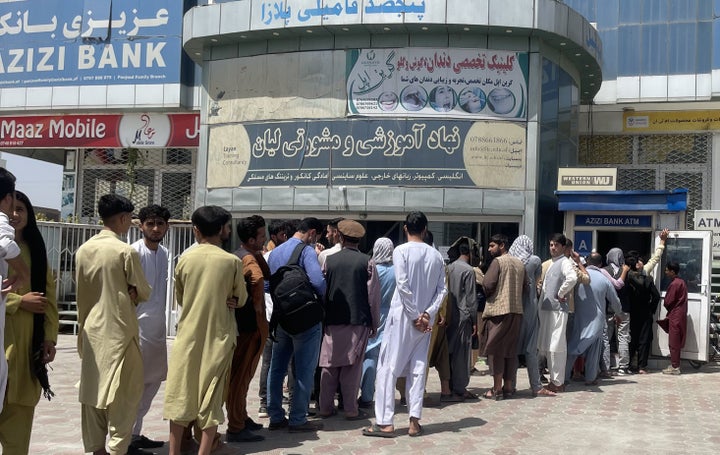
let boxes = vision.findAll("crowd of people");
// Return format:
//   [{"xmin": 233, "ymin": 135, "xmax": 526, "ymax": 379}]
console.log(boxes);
[{"xmin": 0, "ymin": 175, "xmax": 691, "ymax": 454}]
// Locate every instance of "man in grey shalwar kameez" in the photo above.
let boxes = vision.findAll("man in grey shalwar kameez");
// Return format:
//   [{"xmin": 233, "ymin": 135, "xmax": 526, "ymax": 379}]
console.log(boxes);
[
  {"xmin": 445, "ymin": 238, "xmax": 477, "ymax": 400},
  {"xmin": 566, "ymin": 253, "xmax": 622, "ymax": 384}
]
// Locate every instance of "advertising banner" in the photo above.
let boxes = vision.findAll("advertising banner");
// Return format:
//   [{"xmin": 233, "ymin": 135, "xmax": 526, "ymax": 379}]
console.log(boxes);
[
  {"xmin": 347, "ymin": 48, "xmax": 529, "ymax": 120},
  {"xmin": 0, "ymin": 0, "xmax": 183, "ymax": 88},
  {"xmin": 623, "ymin": 110, "xmax": 720, "ymax": 132},
  {"xmin": 0, "ymin": 113, "xmax": 199, "ymax": 148},
  {"xmin": 207, "ymin": 119, "xmax": 526, "ymax": 189}
]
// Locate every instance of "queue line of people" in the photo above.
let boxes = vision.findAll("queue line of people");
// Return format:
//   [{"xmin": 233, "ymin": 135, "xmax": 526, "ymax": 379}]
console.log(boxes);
[{"xmin": 0, "ymin": 179, "xmax": 692, "ymax": 454}]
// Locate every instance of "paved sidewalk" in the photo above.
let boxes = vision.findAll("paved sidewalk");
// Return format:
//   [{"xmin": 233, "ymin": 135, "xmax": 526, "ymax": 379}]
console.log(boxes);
[{"xmin": 30, "ymin": 335, "xmax": 720, "ymax": 454}]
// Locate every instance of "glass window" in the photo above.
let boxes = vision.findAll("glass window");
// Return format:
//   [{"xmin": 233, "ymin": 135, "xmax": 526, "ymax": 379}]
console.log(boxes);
[
  {"xmin": 697, "ymin": 0, "xmax": 713, "ymax": 19},
  {"xmin": 668, "ymin": 0, "xmax": 697, "ymax": 22},
  {"xmin": 696, "ymin": 21, "xmax": 712, "ymax": 73},
  {"xmin": 564, "ymin": 1, "xmax": 595, "ymax": 23},
  {"xmin": 713, "ymin": 21, "xmax": 720, "ymax": 71},
  {"xmin": 660, "ymin": 238, "xmax": 704, "ymax": 293},
  {"xmin": 669, "ymin": 22, "xmax": 696, "ymax": 74},
  {"xmin": 596, "ymin": 0, "xmax": 619, "ymax": 30},
  {"xmin": 641, "ymin": 24, "xmax": 668, "ymax": 74},
  {"xmin": 618, "ymin": 0, "xmax": 641, "ymax": 24},
  {"xmin": 642, "ymin": 0, "xmax": 667, "ymax": 23},
  {"xmin": 618, "ymin": 25, "xmax": 642, "ymax": 75},
  {"xmin": 601, "ymin": 29, "xmax": 619, "ymax": 79}
]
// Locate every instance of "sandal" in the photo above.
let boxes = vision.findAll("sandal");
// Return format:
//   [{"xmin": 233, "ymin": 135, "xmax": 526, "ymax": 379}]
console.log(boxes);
[
  {"xmin": 463, "ymin": 390, "xmax": 479, "ymax": 400},
  {"xmin": 532, "ymin": 387, "xmax": 557, "ymax": 397},
  {"xmin": 362, "ymin": 424, "xmax": 396, "ymax": 438},
  {"xmin": 408, "ymin": 424, "xmax": 424, "ymax": 437},
  {"xmin": 483, "ymin": 389, "xmax": 503, "ymax": 401}
]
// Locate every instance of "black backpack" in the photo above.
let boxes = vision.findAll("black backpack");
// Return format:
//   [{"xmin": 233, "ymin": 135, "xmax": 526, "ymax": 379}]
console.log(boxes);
[{"xmin": 269, "ymin": 242, "xmax": 324, "ymax": 335}]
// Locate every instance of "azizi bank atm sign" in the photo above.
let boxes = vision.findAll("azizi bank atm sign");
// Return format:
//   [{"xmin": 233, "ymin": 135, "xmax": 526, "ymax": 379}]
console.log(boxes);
[
  {"xmin": 0, "ymin": 0, "xmax": 182, "ymax": 88},
  {"xmin": 0, "ymin": 113, "xmax": 199, "ymax": 148}
]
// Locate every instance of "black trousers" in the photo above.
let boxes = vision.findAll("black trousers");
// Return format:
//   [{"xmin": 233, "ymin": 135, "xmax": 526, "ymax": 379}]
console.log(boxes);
[{"xmin": 629, "ymin": 314, "xmax": 653, "ymax": 370}]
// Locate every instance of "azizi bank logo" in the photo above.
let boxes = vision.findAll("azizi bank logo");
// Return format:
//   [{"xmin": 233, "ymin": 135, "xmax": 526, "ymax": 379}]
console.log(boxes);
[{"xmin": 119, "ymin": 113, "xmax": 170, "ymax": 147}]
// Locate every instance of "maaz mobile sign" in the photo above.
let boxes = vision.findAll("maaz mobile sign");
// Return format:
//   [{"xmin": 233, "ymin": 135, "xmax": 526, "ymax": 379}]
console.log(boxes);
[{"xmin": 0, "ymin": 0, "xmax": 182, "ymax": 88}]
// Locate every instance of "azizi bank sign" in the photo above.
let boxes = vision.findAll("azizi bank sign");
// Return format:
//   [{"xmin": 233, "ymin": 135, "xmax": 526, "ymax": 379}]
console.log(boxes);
[
  {"xmin": 0, "ymin": 0, "xmax": 182, "ymax": 88},
  {"xmin": 0, "ymin": 113, "xmax": 199, "ymax": 148}
]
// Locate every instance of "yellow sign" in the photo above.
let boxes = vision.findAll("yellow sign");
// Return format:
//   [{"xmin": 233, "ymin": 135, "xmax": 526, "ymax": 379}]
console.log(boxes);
[{"xmin": 623, "ymin": 110, "xmax": 720, "ymax": 132}]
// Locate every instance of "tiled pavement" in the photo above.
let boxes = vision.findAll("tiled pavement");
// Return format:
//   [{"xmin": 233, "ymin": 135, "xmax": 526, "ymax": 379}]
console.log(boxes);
[{"xmin": 30, "ymin": 335, "xmax": 720, "ymax": 454}]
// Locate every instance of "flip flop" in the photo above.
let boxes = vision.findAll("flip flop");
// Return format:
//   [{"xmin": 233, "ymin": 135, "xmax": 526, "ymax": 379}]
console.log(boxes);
[
  {"xmin": 408, "ymin": 424, "xmax": 424, "ymax": 437},
  {"xmin": 362, "ymin": 424, "xmax": 396, "ymax": 438},
  {"xmin": 345, "ymin": 410, "xmax": 369, "ymax": 421}
]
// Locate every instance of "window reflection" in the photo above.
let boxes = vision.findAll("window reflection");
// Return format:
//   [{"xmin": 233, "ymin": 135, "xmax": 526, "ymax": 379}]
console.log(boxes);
[{"xmin": 660, "ymin": 237, "xmax": 703, "ymax": 293}]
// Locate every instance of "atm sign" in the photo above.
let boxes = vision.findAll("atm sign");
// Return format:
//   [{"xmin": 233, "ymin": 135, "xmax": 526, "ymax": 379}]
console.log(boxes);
[{"xmin": 575, "ymin": 215, "xmax": 652, "ymax": 227}]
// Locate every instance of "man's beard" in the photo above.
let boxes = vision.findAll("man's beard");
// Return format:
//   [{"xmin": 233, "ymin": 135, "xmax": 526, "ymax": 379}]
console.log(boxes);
[{"xmin": 143, "ymin": 233, "xmax": 162, "ymax": 244}]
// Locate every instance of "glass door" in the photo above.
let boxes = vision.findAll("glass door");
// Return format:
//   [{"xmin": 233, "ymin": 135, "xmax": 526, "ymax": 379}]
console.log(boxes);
[{"xmin": 651, "ymin": 230, "xmax": 712, "ymax": 362}]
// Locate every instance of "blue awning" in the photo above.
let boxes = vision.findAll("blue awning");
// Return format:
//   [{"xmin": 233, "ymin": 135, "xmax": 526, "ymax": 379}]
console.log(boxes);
[{"xmin": 555, "ymin": 188, "xmax": 687, "ymax": 212}]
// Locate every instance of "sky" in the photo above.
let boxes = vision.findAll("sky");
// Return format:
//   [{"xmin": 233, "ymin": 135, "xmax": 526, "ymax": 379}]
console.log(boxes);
[{"xmin": 1, "ymin": 153, "xmax": 63, "ymax": 210}]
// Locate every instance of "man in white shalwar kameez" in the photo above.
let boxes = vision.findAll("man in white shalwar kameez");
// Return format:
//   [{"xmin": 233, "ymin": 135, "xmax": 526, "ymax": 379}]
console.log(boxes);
[
  {"xmin": 537, "ymin": 233, "xmax": 578, "ymax": 393},
  {"xmin": 363, "ymin": 212, "xmax": 446, "ymax": 438},
  {"xmin": 129, "ymin": 205, "xmax": 171, "ymax": 453},
  {"xmin": 76, "ymin": 194, "xmax": 152, "ymax": 455}
]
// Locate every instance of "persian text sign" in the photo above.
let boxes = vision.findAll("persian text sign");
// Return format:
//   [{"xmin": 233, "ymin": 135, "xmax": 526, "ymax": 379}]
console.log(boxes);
[
  {"xmin": 347, "ymin": 48, "xmax": 528, "ymax": 120},
  {"xmin": 624, "ymin": 110, "xmax": 720, "ymax": 132},
  {"xmin": 0, "ymin": 113, "xmax": 199, "ymax": 148},
  {"xmin": 207, "ymin": 119, "xmax": 526, "ymax": 188},
  {"xmin": 0, "ymin": 0, "xmax": 182, "ymax": 87}
]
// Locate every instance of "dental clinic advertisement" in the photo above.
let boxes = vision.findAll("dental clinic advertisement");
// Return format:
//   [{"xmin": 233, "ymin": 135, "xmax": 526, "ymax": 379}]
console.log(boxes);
[{"xmin": 347, "ymin": 48, "xmax": 528, "ymax": 120}]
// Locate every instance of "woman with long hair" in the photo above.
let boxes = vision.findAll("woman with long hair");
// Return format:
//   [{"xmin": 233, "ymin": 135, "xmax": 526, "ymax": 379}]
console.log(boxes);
[{"xmin": 0, "ymin": 191, "xmax": 58, "ymax": 454}]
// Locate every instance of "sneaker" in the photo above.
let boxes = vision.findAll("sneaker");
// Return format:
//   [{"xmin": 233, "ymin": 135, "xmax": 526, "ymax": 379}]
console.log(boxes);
[
  {"xmin": 245, "ymin": 417, "xmax": 263, "ymax": 431},
  {"xmin": 258, "ymin": 405, "xmax": 269, "ymax": 418},
  {"xmin": 288, "ymin": 420, "xmax": 324, "ymax": 433},
  {"xmin": 226, "ymin": 428, "xmax": 265, "ymax": 443},
  {"xmin": 662, "ymin": 366, "xmax": 681, "ymax": 375},
  {"xmin": 268, "ymin": 417, "xmax": 289, "ymax": 430},
  {"xmin": 131, "ymin": 435, "xmax": 165, "ymax": 449},
  {"xmin": 616, "ymin": 368, "xmax": 633, "ymax": 376},
  {"xmin": 540, "ymin": 374, "xmax": 549, "ymax": 384}
]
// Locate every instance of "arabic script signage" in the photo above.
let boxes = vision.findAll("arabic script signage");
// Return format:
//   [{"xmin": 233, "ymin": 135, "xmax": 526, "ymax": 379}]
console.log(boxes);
[
  {"xmin": 0, "ymin": 113, "xmax": 199, "ymax": 148},
  {"xmin": 623, "ymin": 110, "xmax": 720, "ymax": 132},
  {"xmin": 207, "ymin": 119, "xmax": 526, "ymax": 188},
  {"xmin": 0, "ymin": 0, "xmax": 182, "ymax": 88},
  {"xmin": 347, "ymin": 48, "xmax": 529, "ymax": 120},
  {"xmin": 245, "ymin": 0, "xmax": 429, "ymax": 26}
]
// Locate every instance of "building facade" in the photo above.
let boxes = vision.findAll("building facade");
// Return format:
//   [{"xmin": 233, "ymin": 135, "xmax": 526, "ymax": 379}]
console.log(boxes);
[
  {"xmin": 563, "ymin": 0, "xmax": 719, "ymax": 230},
  {"xmin": 184, "ymin": 0, "xmax": 602, "ymax": 250}
]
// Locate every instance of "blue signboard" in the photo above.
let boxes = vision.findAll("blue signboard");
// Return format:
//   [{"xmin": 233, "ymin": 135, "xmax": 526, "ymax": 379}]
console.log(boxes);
[
  {"xmin": 0, "ymin": 0, "xmax": 183, "ymax": 87},
  {"xmin": 574, "ymin": 231, "xmax": 592, "ymax": 256},
  {"xmin": 575, "ymin": 214, "xmax": 653, "ymax": 228}
]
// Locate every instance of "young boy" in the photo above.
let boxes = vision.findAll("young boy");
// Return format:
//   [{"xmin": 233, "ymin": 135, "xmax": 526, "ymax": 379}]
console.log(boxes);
[{"xmin": 163, "ymin": 206, "xmax": 247, "ymax": 455}]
